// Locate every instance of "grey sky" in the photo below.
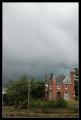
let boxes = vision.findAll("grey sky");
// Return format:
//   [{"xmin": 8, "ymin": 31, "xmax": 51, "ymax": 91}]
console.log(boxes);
[{"xmin": 3, "ymin": 3, "xmax": 79, "ymax": 83}]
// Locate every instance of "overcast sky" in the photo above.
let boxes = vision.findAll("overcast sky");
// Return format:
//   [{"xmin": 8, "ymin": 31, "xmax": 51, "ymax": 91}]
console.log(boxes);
[{"xmin": 3, "ymin": 2, "xmax": 79, "ymax": 83}]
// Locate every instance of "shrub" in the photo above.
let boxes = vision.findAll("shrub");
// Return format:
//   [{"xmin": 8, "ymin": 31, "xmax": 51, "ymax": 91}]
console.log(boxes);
[
  {"xmin": 30, "ymin": 99, "xmax": 44, "ymax": 108},
  {"xmin": 44, "ymin": 98, "xmax": 67, "ymax": 108},
  {"xmin": 67, "ymin": 101, "xmax": 79, "ymax": 113},
  {"xmin": 3, "ymin": 93, "xmax": 15, "ymax": 106},
  {"xmin": 72, "ymin": 107, "xmax": 79, "ymax": 113},
  {"xmin": 56, "ymin": 98, "xmax": 67, "ymax": 108},
  {"xmin": 15, "ymin": 99, "xmax": 28, "ymax": 110},
  {"xmin": 75, "ymin": 96, "xmax": 79, "ymax": 100},
  {"xmin": 3, "ymin": 93, "xmax": 8, "ymax": 106},
  {"xmin": 44, "ymin": 101, "xmax": 56, "ymax": 108}
]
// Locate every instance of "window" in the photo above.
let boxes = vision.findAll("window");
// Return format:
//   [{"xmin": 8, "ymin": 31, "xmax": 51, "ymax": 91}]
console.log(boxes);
[
  {"xmin": 57, "ymin": 84, "xmax": 60, "ymax": 89},
  {"xmin": 49, "ymin": 93, "xmax": 52, "ymax": 99},
  {"xmin": 64, "ymin": 92, "xmax": 69, "ymax": 99},
  {"xmin": 65, "ymin": 84, "xmax": 68, "ymax": 89},
  {"xmin": 49, "ymin": 84, "xmax": 52, "ymax": 89},
  {"xmin": 45, "ymin": 87, "xmax": 48, "ymax": 91},
  {"xmin": 45, "ymin": 84, "xmax": 48, "ymax": 87}
]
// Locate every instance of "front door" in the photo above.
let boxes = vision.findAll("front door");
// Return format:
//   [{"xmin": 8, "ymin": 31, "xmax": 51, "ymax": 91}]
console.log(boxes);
[{"xmin": 57, "ymin": 92, "xmax": 61, "ymax": 99}]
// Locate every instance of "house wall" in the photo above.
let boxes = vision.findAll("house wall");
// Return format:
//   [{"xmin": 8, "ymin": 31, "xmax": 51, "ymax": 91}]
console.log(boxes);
[
  {"xmin": 52, "ymin": 80, "xmax": 56, "ymax": 99},
  {"xmin": 69, "ymin": 70, "xmax": 75, "ymax": 99},
  {"xmin": 45, "ymin": 70, "xmax": 75, "ymax": 100},
  {"xmin": 60, "ymin": 71, "xmax": 75, "ymax": 100}
]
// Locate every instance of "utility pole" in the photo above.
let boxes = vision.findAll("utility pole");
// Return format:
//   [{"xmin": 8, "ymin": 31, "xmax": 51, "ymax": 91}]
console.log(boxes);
[{"xmin": 28, "ymin": 79, "xmax": 30, "ymax": 112}]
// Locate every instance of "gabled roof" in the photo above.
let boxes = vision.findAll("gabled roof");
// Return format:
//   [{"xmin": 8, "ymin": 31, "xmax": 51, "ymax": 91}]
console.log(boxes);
[
  {"xmin": 49, "ymin": 73, "xmax": 55, "ymax": 80},
  {"xmin": 56, "ymin": 75, "xmax": 66, "ymax": 83},
  {"xmin": 63, "ymin": 75, "xmax": 71, "ymax": 84}
]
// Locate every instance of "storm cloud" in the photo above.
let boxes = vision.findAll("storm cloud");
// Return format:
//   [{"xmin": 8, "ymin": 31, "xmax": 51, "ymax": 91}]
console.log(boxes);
[{"xmin": 2, "ymin": 3, "xmax": 79, "ymax": 83}]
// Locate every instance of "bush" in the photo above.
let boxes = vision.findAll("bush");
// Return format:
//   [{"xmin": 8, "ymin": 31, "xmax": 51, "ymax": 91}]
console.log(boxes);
[
  {"xmin": 56, "ymin": 98, "xmax": 67, "ymax": 108},
  {"xmin": 15, "ymin": 99, "xmax": 28, "ymax": 110},
  {"xmin": 3, "ymin": 93, "xmax": 15, "ymax": 106},
  {"xmin": 3, "ymin": 93, "xmax": 8, "ymax": 106},
  {"xmin": 31, "ymin": 99, "xmax": 44, "ymax": 108},
  {"xmin": 75, "ymin": 96, "xmax": 79, "ymax": 100},
  {"xmin": 67, "ymin": 100, "xmax": 79, "ymax": 113},
  {"xmin": 44, "ymin": 101, "xmax": 56, "ymax": 108},
  {"xmin": 44, "ymin": 98, "xmax": 67, "ymax": 108}
]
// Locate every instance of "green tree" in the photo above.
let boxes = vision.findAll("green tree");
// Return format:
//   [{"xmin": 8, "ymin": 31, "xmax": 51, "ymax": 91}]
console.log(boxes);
[
  {"xmin": 4, "ymin": 75, "xmax": 29, "ymax": 106},
  {"xmin": 74, "ymin": 68, "xmax": 79, "ymax": 76},
  {"xmin": 3, "ymin": 75, "xmax": 45, "ymax": 107},
  {"xmin": 74, "ymin": 68, "xmax": 79, "ymax": 100},
  {"xmin": 30, "ymin": 80, "xmax": 45, "ymax": 99},
  {"xmin": 74, "ymin": 80, "xmax": 79, "ymax": 100}
]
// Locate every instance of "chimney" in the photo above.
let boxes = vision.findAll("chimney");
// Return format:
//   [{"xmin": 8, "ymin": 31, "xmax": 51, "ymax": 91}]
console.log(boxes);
[
  {"xmin": 45, "ymin": 74, "xmax": 49, "ymax": 83},
  {"xmin": 70, "ymin": 69, "xmax": 74, "ymax": 83}
]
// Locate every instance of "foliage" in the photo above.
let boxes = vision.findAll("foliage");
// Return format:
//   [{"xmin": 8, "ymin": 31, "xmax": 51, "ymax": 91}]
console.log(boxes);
[
  {"xmin": 74, "ymin": 68, "xmax": 79, "ymax": 100},
  {"xmin": 74, "ymin": 68, "xmax": 79, "ymax": 76},
  {"xmin": 67, "ymin": 100, "xmax": 79, "ymax": 113},
  {"xmin": 3, "ymin": 75, "xmax": 45, "ymax": 106},
  {"xmin": 30, "ymin": 81, "xmax": 45, "ymax": 98},
  {"xmin": 15, "ymin": 99, "xmax": 28, "ymax": 110},
  {"xmin": 44, "ymin": 98, "xmax": 67, "ymax": 108},
  {"xmin": 74, "ymin": 80, "xmax": 79, "ymax": 100},
  {"xmin": 30, "ymin": 98, "xmax": 67, "ymax": 109},
  {"xmin": 30, "ymin": 99, "xmax": 43, "ymax": 108},
  {"xmin": 56, "ymin": 98, "xmax": 67, "ymax": 108}
]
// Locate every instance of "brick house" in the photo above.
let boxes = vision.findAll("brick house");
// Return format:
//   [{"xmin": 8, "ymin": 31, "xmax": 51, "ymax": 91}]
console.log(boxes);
[{"xmin": 45, "ymin": 70, "xmax": 76, "ymax": 100}]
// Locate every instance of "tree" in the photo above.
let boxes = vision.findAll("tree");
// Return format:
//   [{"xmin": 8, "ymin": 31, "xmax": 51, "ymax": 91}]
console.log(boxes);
[
  {"xmin": 74, "ymin": 68, "xmax": 79, "ymax": 100},
  {"xmin": 3, "ymin": 75, "xmax": 45, "ymax": 107},
  {"xmin": 3, "ymin": 75, "xmax": 29, "ymax": 106},
  {"xmin": 74, "ymin": 80, "xmax": 79, "ymax": 100},
  {"xmin": 30, "ymin": 80, "xmax": 45, "ymax": 99},
  {"xmin": 74, "ymin": 68, "xmax": 79, "ymax": 76}
]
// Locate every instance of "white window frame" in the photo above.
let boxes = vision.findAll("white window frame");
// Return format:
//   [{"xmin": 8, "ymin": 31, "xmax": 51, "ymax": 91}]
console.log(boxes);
[
  {"xmin": 57, "ymin": 84, "xmax": 60, "ymax": 89},
  {"xmin": 49, "ymin": 84, "xmax": 52, "ymax": 89}
]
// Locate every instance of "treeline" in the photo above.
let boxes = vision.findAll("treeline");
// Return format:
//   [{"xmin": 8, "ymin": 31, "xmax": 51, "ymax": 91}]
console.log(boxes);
[{"xmin": 3, "ymin": 75, "xmax": 45, "ymax": 107}]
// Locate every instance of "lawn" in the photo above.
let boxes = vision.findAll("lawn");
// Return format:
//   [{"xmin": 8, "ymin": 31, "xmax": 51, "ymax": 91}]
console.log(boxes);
[
  {"xmin": 2, "ymin": 107, "xmax": 79, "ymax": 118},
  {"xmin": 2, "ymin": 100, "xmax": 79, "ymax": 118}
]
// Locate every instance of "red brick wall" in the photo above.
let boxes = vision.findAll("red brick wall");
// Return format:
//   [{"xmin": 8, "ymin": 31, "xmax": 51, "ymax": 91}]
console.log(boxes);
[
  {"xmin": 55, "ymin": 70, "xmax": 75, "ymax": 100},
  {"xmin": 69, "ymin": 70, "xmax": 75, "ymax": 99},
  {"xmin": 52, "ymin": 80, "xmax": 56, "ymax": 99},
  {"xmin": 45, "ymin": 70, "xmax": 75, "ymax": 100},
  {"xmin": 60, "ymin": 83, "xmax": 65, "ymax": 98}
]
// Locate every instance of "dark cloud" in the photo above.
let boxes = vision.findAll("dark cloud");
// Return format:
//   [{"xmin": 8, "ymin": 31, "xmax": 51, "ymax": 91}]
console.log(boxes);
[{"xmin": 3, "ymin": 3, "xmax": 79, "ymax": 84}]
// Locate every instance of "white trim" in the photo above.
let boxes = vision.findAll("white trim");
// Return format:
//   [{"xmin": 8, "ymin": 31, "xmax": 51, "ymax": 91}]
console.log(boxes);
[
  {"xmin": 57, "ymin": 85, "xmax": 60, "ymax": 89},
  {"xmin": 45, "ymin": 84, "xmax": 48, "ymax": 87},
  {"xmin": 49, "ymin": 85, "xmax": 52, "ymax": 89},
  {"xmin": 63, "ymin": 75, "xmax": 71, "ymax": 84}
]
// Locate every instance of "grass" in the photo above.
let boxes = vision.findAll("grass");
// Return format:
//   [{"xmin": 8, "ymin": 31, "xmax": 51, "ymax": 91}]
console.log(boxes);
[
  {"xmin": 2, "ymin": 100, "xmax": 79, "ymax": 118},
  {"xmin": 2, "ymin": 107, "xmax": 79, "ymax": 118}
]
